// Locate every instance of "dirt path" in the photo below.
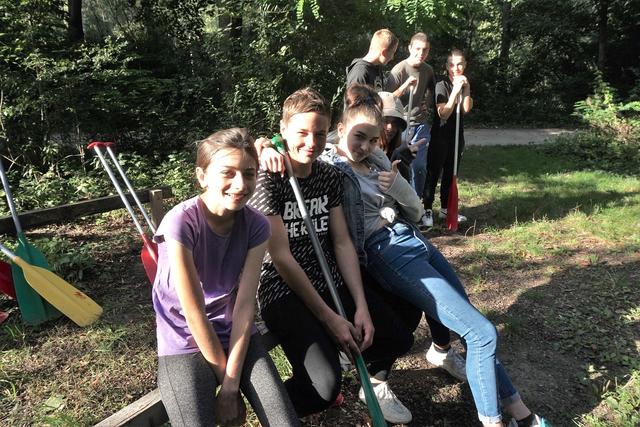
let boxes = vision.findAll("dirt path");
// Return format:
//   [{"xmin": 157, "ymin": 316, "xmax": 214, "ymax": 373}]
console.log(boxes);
[{"xmin": 465, "ymin": 128, "xmax": 575, "ymax": 146}]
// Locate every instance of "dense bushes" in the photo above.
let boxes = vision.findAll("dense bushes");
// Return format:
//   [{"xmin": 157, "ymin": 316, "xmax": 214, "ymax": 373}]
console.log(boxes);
[
  {"xmin": 545, "ymin": 76, "xmax": 640, "ymax": 176},
  {"xmin": 0, "ymin": 0, "xmax": 638, "ymax": 209}
]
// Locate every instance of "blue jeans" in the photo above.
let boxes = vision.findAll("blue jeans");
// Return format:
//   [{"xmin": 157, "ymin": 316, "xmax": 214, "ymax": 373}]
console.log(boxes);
[
  {"xmin": 364, "ymin": 222, "xmax": 520, "ymax": 423},
  {"xmin": 408, "ymin": 124, "xmax": 431, "ymax": 198}
]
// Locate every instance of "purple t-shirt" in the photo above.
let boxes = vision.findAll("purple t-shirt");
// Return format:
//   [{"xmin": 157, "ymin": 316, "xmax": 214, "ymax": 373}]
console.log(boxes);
[{"xmin": 152, "ymin": 196, "xmax": 270, "ymax": 356}]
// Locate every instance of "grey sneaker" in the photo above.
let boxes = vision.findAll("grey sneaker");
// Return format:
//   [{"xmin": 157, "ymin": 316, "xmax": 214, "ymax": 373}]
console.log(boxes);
[
  {"xmin": 420, "ymin": 210, "xmax": 433, "ymax": 228},
  {"xmin": 507, "ymin": 414, "xmax": 550, "ymax": 427},
  {"xmin": 358, "ymin": 381, "xmax": 412, "ymax": 424},
  {"xmin": 439, "ymin": 208, "xmax": 467, "ymax": 223},
  {"xmin": 425, "ymin": 343, "xmax": 467, "ymax": 381}
]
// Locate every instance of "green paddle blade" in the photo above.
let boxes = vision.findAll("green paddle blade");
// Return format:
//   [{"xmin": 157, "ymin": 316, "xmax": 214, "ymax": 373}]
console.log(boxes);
[
  {"xmin": 355, "ymin": 355, "xmax": 387, "ymax": 427},
  {"xmin": 12, "ymin": 234, "xmax": 60, "ymax": 325},
  {"xmin": 13, "ymin": 256, "xmax": 102, "ymax": 327}
]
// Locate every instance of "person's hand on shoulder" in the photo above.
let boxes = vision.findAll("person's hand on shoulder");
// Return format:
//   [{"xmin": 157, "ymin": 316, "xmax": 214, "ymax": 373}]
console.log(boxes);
[{"xmin": 255, "ymin": 137, "xmax": 286, "ymax": 175}]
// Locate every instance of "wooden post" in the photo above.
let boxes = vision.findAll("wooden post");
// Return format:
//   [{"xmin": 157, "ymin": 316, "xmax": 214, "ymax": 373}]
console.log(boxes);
[{"xmin": 148, "ymin": 189, "xmax": 165, "ymax": 229}]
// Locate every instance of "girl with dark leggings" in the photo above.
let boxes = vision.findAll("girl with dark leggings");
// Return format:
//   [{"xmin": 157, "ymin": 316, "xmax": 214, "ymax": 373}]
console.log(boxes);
[{"xmin": 152, "ymin": 128, "xmax": 299, "ymax": 427}]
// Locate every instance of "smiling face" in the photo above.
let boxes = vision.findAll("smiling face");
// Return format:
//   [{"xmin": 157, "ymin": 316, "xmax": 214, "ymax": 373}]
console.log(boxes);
[
  {"xmin": 196, "ymin": 147, "xmax": 257, "ymax": 214},
  {"xmin": 280, "ymin": 112, "xmax": 329, "ymax": 166},
  {"xmin": 338, "ymin": 113, "xmax": 382, "ymax": 163},
  {"xmin": 383, "ymin": 116, "xmax": 402, "ymax": 141},
  {"xmin": 407, "ymin": 39, "xmax": 430, "ymax": 67},
  {"xmin": 447, "ymin": 54, "xmax": 466, "ymax": 80}
]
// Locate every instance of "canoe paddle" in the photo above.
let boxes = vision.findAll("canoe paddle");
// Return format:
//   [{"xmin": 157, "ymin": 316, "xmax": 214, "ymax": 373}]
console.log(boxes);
[
  {"xmin": 0, "ymin": 158, "xmax": 60, "ymax": 325},
  {"xmin": 272, "ymin": 136, "xmax": 387, "ymax": 427},
  {"xmin": 88, "ymin": 141, "xmax": 158, "ymax": 284},
  {"xmin": 102, "ymin": 143, "xmax": 157, "ymax": 234},
  {"xmin": 0, "ymin": 259, "xmax": 15, "ymax": 299},
  {"xmin": 0, "ymin": 241, "xmax": 102, "ymax": 326},
  {"xmin": 446, "ymin": 94, "xmax": 462, "ymax": 231}
]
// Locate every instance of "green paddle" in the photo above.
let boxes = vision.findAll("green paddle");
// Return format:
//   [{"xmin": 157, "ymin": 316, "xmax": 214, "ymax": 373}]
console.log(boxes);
[
  {"xmin": 0, "ymin": 159, "xmax": 60, "ymax": 325},
  {"xmin": 272, "ymin": 135, "xmax": 387, "ymax": 427}
]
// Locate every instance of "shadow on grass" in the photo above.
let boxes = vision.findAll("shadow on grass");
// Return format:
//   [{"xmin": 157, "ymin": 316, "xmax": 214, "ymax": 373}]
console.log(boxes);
[
  {"xmin": 496, "ymin": 259, "xmax": 639, "ymax": 426},
  {"xmin": 444, "ymin": 144, "xmax": 640, "ymax": 231}
]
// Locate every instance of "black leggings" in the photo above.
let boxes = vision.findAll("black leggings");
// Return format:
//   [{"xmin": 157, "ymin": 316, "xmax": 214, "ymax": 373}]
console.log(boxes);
[
  {"xmin": 261, "ymin": 284, "xmax": 414, "ymax": 417},
  {"xmin": 425, "ymin": 135, "xmax": 465, "ymax": 210},
  {"xmin": 158, "ymin": 333, "xmax": 300, "ymax": 427}
]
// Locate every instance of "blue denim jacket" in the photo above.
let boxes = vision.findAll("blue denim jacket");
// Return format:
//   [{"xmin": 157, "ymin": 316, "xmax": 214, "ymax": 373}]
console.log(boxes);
[{"xmin": 321, "ymin": 144, "xmax": 423, "ymax": 265}]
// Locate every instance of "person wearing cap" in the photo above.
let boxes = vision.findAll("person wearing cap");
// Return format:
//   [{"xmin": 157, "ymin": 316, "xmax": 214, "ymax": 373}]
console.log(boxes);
[{"xmin": 378, "ymin": 92, "xmax": 427, "ymax": 183}]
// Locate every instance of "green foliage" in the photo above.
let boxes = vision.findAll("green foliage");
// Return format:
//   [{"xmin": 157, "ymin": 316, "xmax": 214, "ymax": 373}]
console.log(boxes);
[
  {"xmin": 385, "ymin": 0, "xmax": 437, "ymax": 24},
  {"xmin": 574, "ymin": 74, "xmax": 640, "ymax": 141},
  {"xmin": 34, "ymin": 237, "xmax": 96, "ymax": 282},
  {"xmin": 580, "ymin": 371, "xmax": 640, "ymax": 427},
  {"xmin": 543, "ymin": 132, "xmax": 640, "ymax": 176},
  {"xmin": 296, "ymin": 0, "xmax": 321, "ymax": 21},
  {"xmin": 1, "ymin": 0, "xmax": 639, "ymax": 209},
  {"xmin": 151, "ymin": 151, "xmax": 198, "ymax": 201}
]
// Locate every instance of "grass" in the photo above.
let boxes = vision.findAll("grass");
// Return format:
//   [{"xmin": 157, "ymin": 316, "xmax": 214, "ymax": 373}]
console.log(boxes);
[
  {"xmin": 1, "ymin": 137, "xmax": 639, "ymax": 425},
  {"xmin": 433, "ymin": 142, "xmax": 639, "ymax": 424}
]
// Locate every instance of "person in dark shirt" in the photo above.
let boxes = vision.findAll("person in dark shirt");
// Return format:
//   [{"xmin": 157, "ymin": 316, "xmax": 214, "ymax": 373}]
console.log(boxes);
[
  {"xmin": 346, "ymin": 28, "xmax": 398, "ymax": 91},
  {"xmin": 425, "ymin": 49, "xmax": 474, "ymax": 224}
]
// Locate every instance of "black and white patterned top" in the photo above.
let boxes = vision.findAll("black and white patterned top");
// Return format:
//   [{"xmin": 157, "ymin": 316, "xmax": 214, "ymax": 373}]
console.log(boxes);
[{"xmin": 249, "ymin": 160, "xmax": 345, "ymax": 309}]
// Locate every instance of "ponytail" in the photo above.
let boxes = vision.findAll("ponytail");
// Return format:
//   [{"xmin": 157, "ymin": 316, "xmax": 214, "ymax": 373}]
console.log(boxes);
[{"xmin": 342, "ymin": 84, "xmax": 384, "ymax": 129}]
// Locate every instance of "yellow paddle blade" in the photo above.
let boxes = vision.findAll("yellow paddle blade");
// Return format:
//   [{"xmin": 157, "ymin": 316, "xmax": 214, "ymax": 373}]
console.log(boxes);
[{"xmin": 13, "ymin": 257, "xmax": 102, "ymax": 327}]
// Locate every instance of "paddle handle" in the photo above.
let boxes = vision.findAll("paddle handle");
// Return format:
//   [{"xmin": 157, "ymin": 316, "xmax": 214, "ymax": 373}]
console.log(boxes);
[
  {"xmin": 271, "ymin": 136, "xmax": 347, "ymax": 318},
  {"xmin": 0, "ymin": 158, "xmax": 24, "ymax": 235},
  {"xmin": 105, "ymin": 145, "xmax": 157, "ymax": 234},
  {"xmin": 0, "ymin": 241, "xmax": 17, "ymax": 262},
  {"xmin": 453, "ymin": 93, "xmax": 462, "ymax": 176},
  {"xmin": 90, "ymin": 144, "xmax": 147, "ymax": 237},
  {"xmin": 405, "ymin": 86, "xmax": 414, "ymax": 146}
]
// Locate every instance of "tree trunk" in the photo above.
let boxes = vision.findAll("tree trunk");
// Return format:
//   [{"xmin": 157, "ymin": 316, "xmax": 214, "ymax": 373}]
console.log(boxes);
[
  {"xmin": 68, "ymin": 0, "xmax": 84, "ymax": 42},
  {"xmin": 499, "ymin": 0, "xmax": 512, "ymax": 66},
  {"xmin": 597, "ymin": 0, "xmax": 609, "ymax": 71}
]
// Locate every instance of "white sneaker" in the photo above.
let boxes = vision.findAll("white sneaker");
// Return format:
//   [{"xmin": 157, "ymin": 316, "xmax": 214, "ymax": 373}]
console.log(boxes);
[
  {"xmin": 438, "ymin": 208, "xmax": 467, "ymax": 223},
  {"xmin": 419, "ymin": 210, "xmax": 433, "ymax": 228},
  {"xmin": 425, "ymin": 343, "xmax": 467, "ymax": 381},
  {"xmin": 358, "ymin": 381, "xmax": 412, "ymax": 424},
  {"xmin": 507, "ymin": 414, "xmax": 550, "ymax": 427}
]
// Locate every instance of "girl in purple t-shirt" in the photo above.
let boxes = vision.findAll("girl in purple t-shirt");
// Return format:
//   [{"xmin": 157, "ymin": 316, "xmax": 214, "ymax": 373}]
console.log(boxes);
[{"xmin": 152, "ymin": 128, "xmax": 299, "ymax": 427}]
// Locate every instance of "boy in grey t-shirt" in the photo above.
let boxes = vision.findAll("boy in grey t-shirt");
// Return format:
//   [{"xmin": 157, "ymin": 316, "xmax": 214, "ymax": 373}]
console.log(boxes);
[{"xmin": 385, "ymin": 32, "xmax": 436, "ymax": 227}]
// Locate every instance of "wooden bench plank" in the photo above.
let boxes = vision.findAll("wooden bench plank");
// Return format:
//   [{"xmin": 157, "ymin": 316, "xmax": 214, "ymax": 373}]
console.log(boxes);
[
  {"xmin": 0, "ymin": 187, "xmax": 173, "ymax": 235},
  {"xmin": 94, "ymin": 388, "xmax": 167, "ymax": 427}
]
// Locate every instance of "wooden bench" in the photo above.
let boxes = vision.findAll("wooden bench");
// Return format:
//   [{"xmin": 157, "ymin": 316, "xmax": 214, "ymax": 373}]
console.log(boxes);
[
  {"xmin": 0, "ymin": 187, "xmax": 172, "ymax": 234},
  {"xmin": 94, "ymin": 322, "xmax": 280, "ymax": 427}
]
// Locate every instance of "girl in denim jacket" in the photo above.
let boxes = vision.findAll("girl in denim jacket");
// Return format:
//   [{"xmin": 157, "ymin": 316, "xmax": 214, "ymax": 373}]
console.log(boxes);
[{"xmin": 319, "ymin": 85, "xmax": 548, "ymax": 427}]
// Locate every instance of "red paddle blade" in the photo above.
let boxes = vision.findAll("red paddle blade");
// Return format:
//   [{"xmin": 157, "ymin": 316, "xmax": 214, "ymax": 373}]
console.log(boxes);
[
  {"xmin": 447, "ymin": 176, "xmax": 459, "ymax": 231},
  {"xmin": 0, "ymin": 310, "xmax": 9, "ymax": 324},
  {"xmin": 0, "ymin": 260, "xmax": 16, "ymax": 299},
  {"xmin": 140, "ymin": 236, "xmax": 158, "ymax": 284}
]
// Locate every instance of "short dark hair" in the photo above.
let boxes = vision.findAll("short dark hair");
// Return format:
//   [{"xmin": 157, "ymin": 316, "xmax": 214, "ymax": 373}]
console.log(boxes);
[
  {"xmin": 447, "ymin": 48, "xmax": 466, "ymax": 62},
  {"xmin": 282, "ymin": 87, "xmax": 332, "ymax": 124}
]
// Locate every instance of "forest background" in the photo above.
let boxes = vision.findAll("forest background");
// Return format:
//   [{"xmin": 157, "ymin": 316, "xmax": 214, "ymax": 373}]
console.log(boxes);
[
  {"xmin": 0, "ymin": 0, "xmax": 638, "ymax": 210},
  {"xmin": 0, "ymin": 1, "xmax": 639, "ymax": 425}
]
